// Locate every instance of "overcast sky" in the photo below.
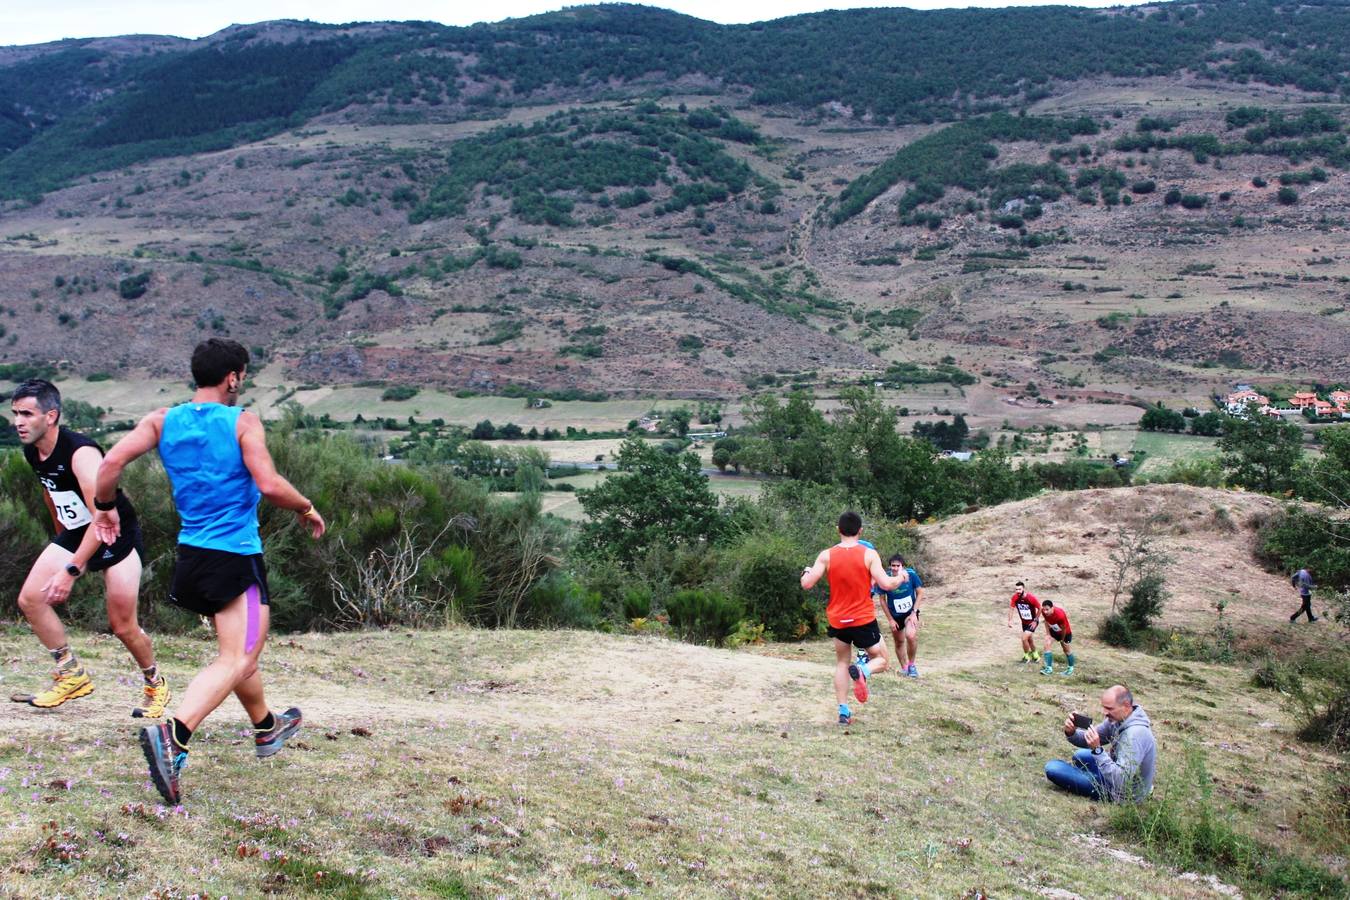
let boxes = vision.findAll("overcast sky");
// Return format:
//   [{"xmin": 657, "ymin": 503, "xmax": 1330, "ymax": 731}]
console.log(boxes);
[{"xmin": 7, "ymin": 0, "xmax": 1149, "ymax": 46}]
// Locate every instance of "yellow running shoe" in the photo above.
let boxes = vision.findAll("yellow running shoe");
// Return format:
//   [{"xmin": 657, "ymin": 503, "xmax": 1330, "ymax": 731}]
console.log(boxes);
[
  {"xmin": 28, "ymin": 667, "xmax": 94, "ymax": 708},
  {"xmin": 132, "ymin": 675, "xmax": 171, "ymax": 719}
]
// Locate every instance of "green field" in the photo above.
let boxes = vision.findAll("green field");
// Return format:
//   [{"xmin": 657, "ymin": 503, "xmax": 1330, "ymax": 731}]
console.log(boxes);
[
  {"xmin": 286, "ymin": 389, "xmax": 659, "ymax": 430},
  {"xmin": 518, "ymin": 470, "xmax": 770, "ymax": 521},
  {"xmin": 1130, "ymin": 431, "xmax": 1220, "ymax": 475}
]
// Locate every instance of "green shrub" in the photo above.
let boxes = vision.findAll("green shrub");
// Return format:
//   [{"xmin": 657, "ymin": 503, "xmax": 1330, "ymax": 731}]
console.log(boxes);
[
  {"xmin": 1260, "ymin": 509, "xmax": 1350, "ymax": 592},
  {"xmin": 118, "ymin": 271, "xmax": 151, "ymax": 300},
  {"xmin": 1297, "ymin": 667, "xmax": 1350, "ymax": 750},
  {"xmin": 1140, "ymin": 457, "xmax": 1224, "ymax": 488},
  {"xmin": 1098, "ymin": 612, "xmax": 1138, "ymax": 648},
  {"xmin": 726, "ymin": 619, "xmax": 767, "ymax": 648},
  {"xmin": 522, "ymin": 573, "xmax": 603, "ymax": 629},
  {"xmin": 729, "ymin": 535, "xmax": 819, "ymax": 641},
  {"xmin": 1122, "ymin": 572, "xmax": 1167, "ymax": 631},
  {"xmin": 0, "ymin": 428, "xmax": 564, "ymax": 633},
  {"xmin": 380, "ymin": 385, "xmax": 418, "ymax": 401},
  {"xmin": 665, "ymin": 588, "xmax": 744, "ymax": 645},
  {"xmin": 1251, "ymin": 651, "xmax": 1350, "ymax": 753},
  {"xmin": 622, "ymin": 585, "xmax": 653, "ymax": 620}
]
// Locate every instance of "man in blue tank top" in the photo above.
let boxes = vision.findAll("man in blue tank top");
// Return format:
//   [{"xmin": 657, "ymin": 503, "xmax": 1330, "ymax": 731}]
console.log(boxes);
[{"xmin": 93, "ymin": 339, "xmax": 326, "ymax": 806}]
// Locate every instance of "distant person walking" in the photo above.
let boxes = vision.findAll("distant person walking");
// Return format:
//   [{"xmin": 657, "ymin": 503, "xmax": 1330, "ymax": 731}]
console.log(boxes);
[
  {"xmin": 1289, "ymin": 567, "xmax": 1317, "ymax": 623},
  {"xmin": 880, "ymin": 554, "xmax": 924, "ymax": 678},
  {"xmin": 1038, "ymin": 599, "xmax": 1075, "ymax": 676},
  {"xmin": 94, "ymin": 339, "xmax": 325, "ymax": 805},
  {"xmin": 1006, "ymin": 581, "xmax": 1041, "ymax": 663},
  {"xmin": 9, "ymin": 378, "xmax": 169, "ymax": 717},
  {"xmin": 801, "ymin": 512, "xmax": 904, "ymax": 725}
]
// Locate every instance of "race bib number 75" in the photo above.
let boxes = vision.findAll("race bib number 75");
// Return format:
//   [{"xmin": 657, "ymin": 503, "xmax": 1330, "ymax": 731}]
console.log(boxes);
[{"xmin": 48, "ymin": 489, "xmax": 92, "ymax": 529}]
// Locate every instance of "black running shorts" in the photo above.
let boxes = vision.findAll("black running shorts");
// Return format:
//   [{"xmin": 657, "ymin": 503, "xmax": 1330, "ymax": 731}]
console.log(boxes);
[
  {"xmin": 1021, "ymin": 619, "xmax": 1039, "ymax": 633},
  {"xmin": 169, "ymin": 544, "xmax": 270, "ymax": 616},
  {"xmin": 827, "ymin": 620, "xmax": 882, "ymax": 650},
  {"xmin": 53, "ymin": 509, "xmax": 144, "ymax": 573},
  {"xmin": 890, "ymin": 606, "xmax": 917, "ymax": 627}
]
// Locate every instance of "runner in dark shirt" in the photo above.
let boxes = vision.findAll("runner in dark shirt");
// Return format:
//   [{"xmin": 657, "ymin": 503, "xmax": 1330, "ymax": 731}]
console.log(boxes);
[{"xmin": 9, "ymin": 378, "xmax": 168, "ymax": 716}]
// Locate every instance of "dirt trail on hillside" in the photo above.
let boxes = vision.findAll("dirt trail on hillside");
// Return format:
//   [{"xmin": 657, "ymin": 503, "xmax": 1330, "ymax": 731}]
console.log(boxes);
[{"xmin": 1, "ymin": 636, "xmax": 828, "ymax": 742}]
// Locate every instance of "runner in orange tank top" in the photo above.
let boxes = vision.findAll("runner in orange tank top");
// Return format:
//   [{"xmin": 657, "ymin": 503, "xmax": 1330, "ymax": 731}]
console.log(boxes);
[{"xmin": 801, "ymin": 511, "xmax": 904, "ymax": 725}]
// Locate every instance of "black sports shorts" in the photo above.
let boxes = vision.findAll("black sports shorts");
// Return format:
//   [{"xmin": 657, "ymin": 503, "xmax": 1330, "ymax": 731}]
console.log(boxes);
[
  {"xmin": 889, "ymin": 606, "xmax": 917, "ymax": 627},
  {"xmin": 53, "ymin": 510, "xmax": 143, "ymax": 573},
  {"xmin": 827, "ymin": 620, "xmax": 882, "ymax": 650},
  {"xmin": 1021, "ymin": 619, "xmax": 1039, "ymax": 633},
  {"xmin": 169, "ymin": 544, "xmax": 270, "ymax": 616},
  {"xmin": 1051, "ymin": 631, "xmax": 1073, "ymax": 644}
]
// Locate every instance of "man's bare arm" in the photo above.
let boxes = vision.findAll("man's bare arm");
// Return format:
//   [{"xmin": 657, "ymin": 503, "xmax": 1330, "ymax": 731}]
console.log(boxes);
[
  {"xmin": 237, "ymin": 411, "xmax": 325, "ymax": 538},
  {"xmin": 93, "ymin": 408, "xmax": 166, "ymax": 544},
  {"xmin": 800, "ymin": 549, "xmax": 828, "ymax": 590}
]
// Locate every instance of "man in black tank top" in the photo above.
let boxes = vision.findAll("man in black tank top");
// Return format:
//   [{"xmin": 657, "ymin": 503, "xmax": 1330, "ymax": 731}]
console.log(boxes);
[{"xmin": 9, "ymin": 379, "xmax": 169, "ymax": 717}]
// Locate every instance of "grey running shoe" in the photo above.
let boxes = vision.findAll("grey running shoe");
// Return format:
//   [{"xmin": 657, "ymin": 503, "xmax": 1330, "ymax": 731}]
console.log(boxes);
[{"xmin": 255, "ymin": 707, "xmax": 303, "ymax": 758}]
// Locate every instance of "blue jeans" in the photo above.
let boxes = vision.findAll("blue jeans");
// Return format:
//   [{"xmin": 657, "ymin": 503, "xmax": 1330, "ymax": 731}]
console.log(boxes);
[{"xmin": 1045, "ymin": 749, "xmax": 1108, "ymax": 800}]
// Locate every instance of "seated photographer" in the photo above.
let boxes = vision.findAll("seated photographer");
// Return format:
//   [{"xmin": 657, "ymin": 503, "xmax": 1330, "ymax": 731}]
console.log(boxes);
[{"xmin": 1045, "ymin": 684, "xmax": 1155, "ymax": 802}]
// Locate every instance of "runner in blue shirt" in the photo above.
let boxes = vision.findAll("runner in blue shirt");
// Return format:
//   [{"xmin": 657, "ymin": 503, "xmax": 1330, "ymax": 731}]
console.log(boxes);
[
  {"xmin": 94, "ymin": 339, "xmax": 326, "ymax": 806},
  {"xmin": 879, "ymin": 554, "xmax": 924, "ymax": 678}
]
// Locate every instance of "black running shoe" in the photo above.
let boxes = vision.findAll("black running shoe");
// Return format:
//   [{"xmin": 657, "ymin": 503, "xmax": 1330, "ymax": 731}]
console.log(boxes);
[
  {"xmin": 140, "ymin": 722, "xmax": 186, "ymax": 805},
  {"xmin": 255, "ymin": 707, "xmax": 303, "ymax": 759}
]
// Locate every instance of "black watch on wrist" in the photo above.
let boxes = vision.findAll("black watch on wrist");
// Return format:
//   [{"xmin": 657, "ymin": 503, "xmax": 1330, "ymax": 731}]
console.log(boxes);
[
  {"xmin": 94, "ymin": 496, "xmax": 118, "ymax": 511},
  {"xmin": 65, "ymin": 563, "xmax": 82, "ymax": 578}
]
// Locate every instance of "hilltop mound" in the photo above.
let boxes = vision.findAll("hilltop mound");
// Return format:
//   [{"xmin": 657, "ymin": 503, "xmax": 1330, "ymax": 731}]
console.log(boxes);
[{"xmin": 921, "ymin": 483, "xmax": 1295, "ymax": 652}]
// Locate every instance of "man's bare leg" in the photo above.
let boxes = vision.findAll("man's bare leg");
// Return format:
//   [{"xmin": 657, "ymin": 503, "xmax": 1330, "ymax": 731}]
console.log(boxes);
[
  {"xmin": 16, "ymin": 545, "xmax": 73, "ymax": 653},
  {"xmin": 103, "ymin": 552, "xmax": 154, "ymax": 670},
  {"xmin": 863, "ymin": 642, "xmax": 889, "ymax": 676},
  {"xmin": 833, "ymin": 639, "xmax": 853, "ymax": 707},
  {"xmin": 14, "ymin": 545, "xmax": 99, "ymax": 708},
  {"xmin": 892, "ymin": 631, "xmax": 909, "ymax": 671},
  {"xmin": 174, "ymin": 591, "xmax": 267, "ymax": 731}
]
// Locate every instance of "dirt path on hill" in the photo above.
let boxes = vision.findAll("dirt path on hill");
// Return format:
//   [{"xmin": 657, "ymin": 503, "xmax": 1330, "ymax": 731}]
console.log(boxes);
[{"xmin": 1, "ymin": 634, "xmax": 830, "ymax": 743}]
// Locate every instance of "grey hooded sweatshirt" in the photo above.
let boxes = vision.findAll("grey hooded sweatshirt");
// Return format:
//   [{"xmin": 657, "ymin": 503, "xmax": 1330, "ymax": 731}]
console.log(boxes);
[{"xmin": 1067, "ymin": 704, "xmax": 1156, "ymax": 802}]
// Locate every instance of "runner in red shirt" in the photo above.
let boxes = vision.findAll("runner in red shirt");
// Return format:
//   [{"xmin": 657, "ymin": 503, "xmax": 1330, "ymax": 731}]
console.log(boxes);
[
  {"xmin": 1005, "ymin": 581, "xmax": 1041, "ymax": 664},
  {"xmin": 1039, "ymin": 599, "xmax": 1076, "ymax": 677},
  {"xmin": 801, "ymin": 511, "xmax": 903, "ymax": 725}
]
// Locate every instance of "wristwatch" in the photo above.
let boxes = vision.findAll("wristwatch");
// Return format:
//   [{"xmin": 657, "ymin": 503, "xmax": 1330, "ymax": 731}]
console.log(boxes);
[
  {"xmin": 1092, "ymin": 747, "xmax": 1102, "ymax": 755},
  {"xmin": 65, "ymin": 563, "xmax": 82, "ymax": 578}
]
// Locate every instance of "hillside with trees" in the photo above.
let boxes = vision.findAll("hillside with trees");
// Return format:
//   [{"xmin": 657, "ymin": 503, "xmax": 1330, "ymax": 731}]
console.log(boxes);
[{"xmin": 0, "ymin": 0, "xmax": 1349, "ymax": 402}]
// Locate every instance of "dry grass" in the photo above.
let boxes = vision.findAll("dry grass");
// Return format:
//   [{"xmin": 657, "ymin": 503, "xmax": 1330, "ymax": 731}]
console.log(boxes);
[
  {"xmin": 0, "ymin": 485, "xmax": 1344, "ymax": 897},
  {"xmin": 0, "ymin": 624, "xmax": 1339, "ymax": 898}
]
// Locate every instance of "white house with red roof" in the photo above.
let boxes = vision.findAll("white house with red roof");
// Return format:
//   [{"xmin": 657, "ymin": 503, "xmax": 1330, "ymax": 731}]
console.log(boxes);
[{"xmin": 1224, "ymin": 389, "xmax": 1270, "ymax": 414}]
